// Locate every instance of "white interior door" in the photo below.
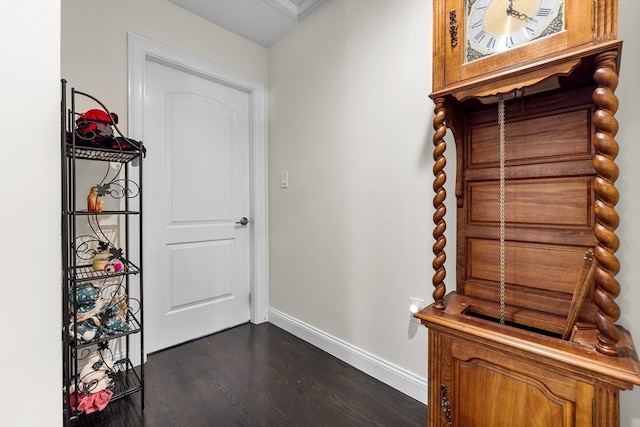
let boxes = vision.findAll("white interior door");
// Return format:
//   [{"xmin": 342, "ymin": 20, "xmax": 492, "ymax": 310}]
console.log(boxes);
[{"xmin": 143, "ymin": 58, "xmax": 251, "ymax": 353}]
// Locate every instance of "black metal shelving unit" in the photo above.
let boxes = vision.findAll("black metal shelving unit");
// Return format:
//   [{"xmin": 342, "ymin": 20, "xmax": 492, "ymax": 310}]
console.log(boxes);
[{"xmin": 61, "ymin": 80, "xmax": 144, "ymax": 425}]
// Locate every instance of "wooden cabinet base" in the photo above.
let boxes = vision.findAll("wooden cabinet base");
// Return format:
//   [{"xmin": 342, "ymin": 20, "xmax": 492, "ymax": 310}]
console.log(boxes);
[{"xmin": 416, "ymin": 293, "xmax": 640, "ymax": 427}]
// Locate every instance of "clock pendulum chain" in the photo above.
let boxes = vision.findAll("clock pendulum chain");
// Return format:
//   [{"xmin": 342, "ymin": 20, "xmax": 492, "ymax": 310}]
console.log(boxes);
[{"xmin": 498, "ymin": 94, "xmax": 506, "ymax": 325}]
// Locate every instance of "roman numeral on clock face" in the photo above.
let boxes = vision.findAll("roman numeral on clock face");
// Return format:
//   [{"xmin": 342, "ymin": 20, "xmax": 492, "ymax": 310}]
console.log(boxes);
[
  {"xmin": 474, "ymin": 29, "xmax": 487, "ymax": 43},
  {"xmin": 537, "ymin": 8, "xmax": 552, "ymax": 17}
]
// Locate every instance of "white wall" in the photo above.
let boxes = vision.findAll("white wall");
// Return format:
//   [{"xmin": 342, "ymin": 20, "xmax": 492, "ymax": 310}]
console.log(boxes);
[
  {"xmin": 268, "ymin": 0, "xmax": 432, "ymax": 381},
  {"xmin": 268, "ymin": 0, "xmax": 640, "ymax": 424},
  {"xmin": 0, "ymin": 1, "xmax": 61, "ymax": 426}
]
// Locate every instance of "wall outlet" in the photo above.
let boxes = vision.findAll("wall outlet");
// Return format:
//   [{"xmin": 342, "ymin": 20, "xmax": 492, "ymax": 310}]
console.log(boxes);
[{"xmin": 409, "ymin": 297, "xmax": 425, "ymax": 323}]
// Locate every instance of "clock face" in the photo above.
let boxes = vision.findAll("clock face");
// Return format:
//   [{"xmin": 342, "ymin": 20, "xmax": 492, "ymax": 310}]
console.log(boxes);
[{"xmin": 466, "ymin": 0, "xmax": 564, "ymax": 62}]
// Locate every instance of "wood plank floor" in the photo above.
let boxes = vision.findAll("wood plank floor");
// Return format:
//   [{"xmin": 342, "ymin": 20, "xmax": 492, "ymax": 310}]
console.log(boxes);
[{"xmin": 76, "ymin": 322, "xmax": 426, "ymax": 426}]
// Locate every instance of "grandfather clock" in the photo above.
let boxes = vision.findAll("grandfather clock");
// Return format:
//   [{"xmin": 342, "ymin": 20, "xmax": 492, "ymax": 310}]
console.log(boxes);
[{"xmin": 414, "ymin": 1, "xmax": 640, "ymax": 426}]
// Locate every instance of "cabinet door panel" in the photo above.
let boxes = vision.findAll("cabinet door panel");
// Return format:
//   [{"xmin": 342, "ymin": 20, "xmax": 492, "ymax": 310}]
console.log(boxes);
[
  {"xmin": 439, "ymin": 337, "xmax": 596, "ymax": 427},
  {"xmin": 455, "ymin": 359, "xmax": 574, "ymax": 427}
]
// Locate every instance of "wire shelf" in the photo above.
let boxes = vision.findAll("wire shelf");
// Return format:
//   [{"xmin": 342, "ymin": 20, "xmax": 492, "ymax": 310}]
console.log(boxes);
[
  {"xmin": 66, "ymin": 144, "xmax": 141, "ymax": 163},
  {"xmin": 68, "ymin": 262, "xmax": 140, "ymax": 283}
]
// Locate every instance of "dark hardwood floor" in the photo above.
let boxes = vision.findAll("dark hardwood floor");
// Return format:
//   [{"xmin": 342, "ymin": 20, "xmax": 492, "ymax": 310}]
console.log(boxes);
[{"xmin": 76, "ymin": 322, "xmax": 426, "ymax": 426}]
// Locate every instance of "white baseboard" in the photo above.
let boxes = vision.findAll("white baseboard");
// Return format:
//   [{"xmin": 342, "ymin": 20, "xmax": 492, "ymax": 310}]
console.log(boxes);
[{"xmin": 267, "ymin": 307, "xmax": 427, "ymax": 403}]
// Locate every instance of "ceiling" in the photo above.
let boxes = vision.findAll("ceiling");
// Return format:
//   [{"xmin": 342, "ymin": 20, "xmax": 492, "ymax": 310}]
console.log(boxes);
[{"xmin": 167, "ymin": 0, "xmax": 333, "ymax": 48}]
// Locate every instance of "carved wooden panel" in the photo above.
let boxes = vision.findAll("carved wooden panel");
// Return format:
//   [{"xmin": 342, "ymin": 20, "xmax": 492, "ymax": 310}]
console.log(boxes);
[
  {"xmin": 468, "ymin": 178, "xmax": 593, "ymax": 226},
  {"xmin": 456, "ymin": 361, "xmax": 573, "ymax": 426},
  {"xmin": 468, "ymin": 109, "xmax": 592, "ymax": 167},
  {"xmin": 427, "ymin": 327, "xmax": 601, "ymax": 427}
]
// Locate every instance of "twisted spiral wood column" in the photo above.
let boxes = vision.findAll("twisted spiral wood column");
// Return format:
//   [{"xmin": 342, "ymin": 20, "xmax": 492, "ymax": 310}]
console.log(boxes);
[
  {"xmin": 432, "ymin": 97, "xmax": 448, "ymax": 309},
  {"xmin": 592, "ymin": 50, "xmax": 621, "ymax": 356}
]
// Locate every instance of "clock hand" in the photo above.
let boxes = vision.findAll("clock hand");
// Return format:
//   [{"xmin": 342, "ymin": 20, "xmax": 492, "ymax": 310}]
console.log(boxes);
[
  {"xmin": 506, "ymin": 1, "xmax": 534, "ymax": 21},
  {"xmin": 506, "ymin": 0, "xmax": 515, "ymax": 16}
]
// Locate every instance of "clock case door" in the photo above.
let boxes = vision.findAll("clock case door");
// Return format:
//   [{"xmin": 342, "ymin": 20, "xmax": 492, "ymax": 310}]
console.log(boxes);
[{"xmin": 434, "ymin": 0, "xmax": 616, "ymax": 92}]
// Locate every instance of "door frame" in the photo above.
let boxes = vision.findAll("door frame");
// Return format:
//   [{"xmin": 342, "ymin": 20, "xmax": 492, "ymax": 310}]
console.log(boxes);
[{"xmin": 127, "ymin": 33, "xmax": 268, "ymax": 342}]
